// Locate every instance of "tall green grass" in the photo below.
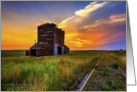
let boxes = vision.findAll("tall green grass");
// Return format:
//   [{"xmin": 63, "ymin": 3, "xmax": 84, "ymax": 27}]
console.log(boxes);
[
  {"xmin": 1, "ymin": 50, "xmax": 102, "ymax": 91},
  {"xmin": 109, "ymin": 50, "xmax": 126, "ymax": 73}
]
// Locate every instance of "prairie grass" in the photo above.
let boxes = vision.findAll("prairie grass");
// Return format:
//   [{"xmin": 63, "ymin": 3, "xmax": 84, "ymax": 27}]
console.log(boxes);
[
  {"xmin": 1, "ymin": 50, "xmax": 102, "ymax": 91},
  {"xmin": 83, "ymin": 52, "xmax": 126, "ymax": 91},
  {"xmin": 109, "ymin": 50, "xmax": 126, "ymax": 73},
  {"xmin": 1, "ymin": 50, "xmax": 25, "ymax": 57}
]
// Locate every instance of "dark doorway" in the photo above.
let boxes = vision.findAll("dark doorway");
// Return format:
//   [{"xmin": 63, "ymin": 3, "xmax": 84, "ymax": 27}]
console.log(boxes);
[
  {"xmin": 58, "ymin": 47, "xmax": 62, "ymax": 55},
  {"xmin": 31, "ymin": 49, "xmax": 36, "ymax": 56}
]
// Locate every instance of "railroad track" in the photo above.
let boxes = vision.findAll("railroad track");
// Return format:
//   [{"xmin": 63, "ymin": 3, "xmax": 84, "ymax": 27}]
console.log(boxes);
[
  {"xmin": 109, "ymin": 53, "xmax": 126, "ymax": 76},
  {"xmin": 78, "ymin": 52, "xmax": 126, "ymax": 91},
  {"xmin": 79, "ymin": 52, "xmax": 105, "ymax": 91}
]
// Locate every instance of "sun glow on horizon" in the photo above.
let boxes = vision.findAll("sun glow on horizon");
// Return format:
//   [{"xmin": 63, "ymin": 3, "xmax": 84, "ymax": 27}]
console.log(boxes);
[{"xmin": 1, "ymin": 1, "xmax": 126, "ymax": 50}]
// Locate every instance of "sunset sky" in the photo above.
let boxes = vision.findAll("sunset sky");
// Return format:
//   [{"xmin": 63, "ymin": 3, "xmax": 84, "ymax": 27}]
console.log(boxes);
[{"xmin": 1, "ymin": 1, "xmax": 126, "ymax": 50}]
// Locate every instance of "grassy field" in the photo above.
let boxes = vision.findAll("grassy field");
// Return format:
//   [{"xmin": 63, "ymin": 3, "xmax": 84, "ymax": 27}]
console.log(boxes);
[
  {"xmin": 83, "ymin": 52, "xmax": 126, "ymax": 91},
  {"xmin": 109, "ymin": 50, "xmax": 126, "ymax": 73},
  {"xmin": 1, "ymin": 50, "xmax": 103, "ymax": 91},
  {"xmin": 1, "ymin": 50, "xmax": 25, "ymax": 57}
]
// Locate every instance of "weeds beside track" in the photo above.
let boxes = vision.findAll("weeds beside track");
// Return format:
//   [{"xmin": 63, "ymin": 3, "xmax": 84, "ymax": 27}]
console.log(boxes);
[{"xmin": 82, "ymin": 52, "xmax": 126, "ymax": 91}]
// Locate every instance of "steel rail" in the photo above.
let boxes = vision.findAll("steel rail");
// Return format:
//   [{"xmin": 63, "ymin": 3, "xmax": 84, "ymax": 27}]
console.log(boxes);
[
  {"xmin": 109, "ymin": 53, "xmax": 126, "ymax": 76},
  {"xmin": 79, "ymin": 52, "xmax": 105, "ymax": 91}
]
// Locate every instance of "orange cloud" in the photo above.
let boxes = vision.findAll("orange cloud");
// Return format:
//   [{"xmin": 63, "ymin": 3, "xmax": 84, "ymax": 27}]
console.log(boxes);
[
  {"xmin": 1, "ymin": 1, "xmax": 126, "ymax": 50},
  {"xmin": 57, "ymin": 1, "xmax": 126, "ymax": 50},
  {"xmin": 60, "ymin": 13, "xmax": 126, "ymax": 50}
]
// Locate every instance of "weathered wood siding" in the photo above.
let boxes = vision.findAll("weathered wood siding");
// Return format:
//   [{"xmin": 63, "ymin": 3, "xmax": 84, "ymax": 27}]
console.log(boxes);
[
  {"xmin": 26, "ymin": 23, "xmax": 69, "ymax": 56},
  {"xmin": 54, "ymin": 28, "xmax": 64, "ymax": 46},
  {"xmin": 64, "ymin": 45, "xmax": 69, "ymax": 54},
  {"xmin": 37, "ymin": 24, "xmax": 55, "ymax": 56}
]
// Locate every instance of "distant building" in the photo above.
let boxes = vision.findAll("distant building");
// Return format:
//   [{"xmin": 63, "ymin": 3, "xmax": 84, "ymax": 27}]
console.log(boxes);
[{"xmin": 26, "ymin": 23, "xmax": 69, "ymax": 56}]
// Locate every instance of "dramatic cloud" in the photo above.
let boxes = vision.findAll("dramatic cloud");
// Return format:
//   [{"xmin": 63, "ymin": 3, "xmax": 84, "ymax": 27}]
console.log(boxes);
[
  {"xmin": 58, "ymin": 1, "xmax": 126, "ymax": 50},
  {"xmin": 58, "ymin": 2, "xmax": 109, "ymax": 29},
  {"xmin": 1, "ymin": 1, "xmax": 126, "ymax": 50},
  {"xmin": 83, "ymin": 14, "xmax": 126, "ymax": 29},
  {"xmin": 75, "ymin": 1, "xmax": 108, "ymax": 17}
]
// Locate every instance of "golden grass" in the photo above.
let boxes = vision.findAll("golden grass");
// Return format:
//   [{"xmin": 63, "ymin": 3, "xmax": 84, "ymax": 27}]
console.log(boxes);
[
  {"xmin": 110, "ymin": 51, "xmax": 126, "ymax": 72},
  {"xmin": 1, "ymin": 50, "xmax": 103, "ymax": 91},
  {"xmin": 83, "ymin": 52, "xmax": 126, "ymax": 91},
  {"xmin": 119, "ymin": 56, "xmax": 126, "ymax": 67}
]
